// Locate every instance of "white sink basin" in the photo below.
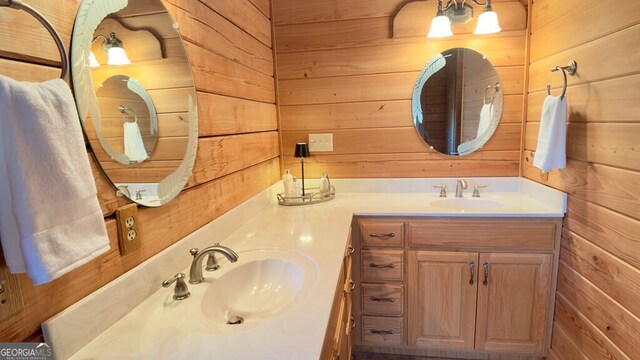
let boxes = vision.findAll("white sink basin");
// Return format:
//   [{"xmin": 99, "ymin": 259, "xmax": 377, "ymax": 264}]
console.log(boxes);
[
  {"xmin": 430, "ymin": 197, "xmax": 506, "ymax": 210},
  {"xmin": 164, "ymin": 248, "xmax": 319, "ymax": 334}
]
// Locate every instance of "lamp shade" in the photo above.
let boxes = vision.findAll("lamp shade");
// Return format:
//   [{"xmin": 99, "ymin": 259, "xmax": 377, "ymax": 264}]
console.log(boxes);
[
  {"xmin": 89, "ymin": 51, "xmax": 100, "ymax": 67},
  {"xmin": 294, "ymin": 143, "xmax": 310, "ymax": 158},
  {"xmin": 473, "ymin": 10, "xmax": 501, "ymax": 35},
  {"xmin": 107, "ymin": 46, "xmax": 131, "ymax": 66},
  {"xmin": 427, "ymin": 15, "xmax": 453, "ymax": 38}
]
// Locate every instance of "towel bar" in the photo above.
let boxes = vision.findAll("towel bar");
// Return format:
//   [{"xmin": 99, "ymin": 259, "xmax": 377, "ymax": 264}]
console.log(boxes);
[
  {"xmin": 546, "ymin": 60, "xmax": 577, "ymax": 100},
  {"xmin": 0, "ymin": 0, "xmax": 68, "ymax": 79}
]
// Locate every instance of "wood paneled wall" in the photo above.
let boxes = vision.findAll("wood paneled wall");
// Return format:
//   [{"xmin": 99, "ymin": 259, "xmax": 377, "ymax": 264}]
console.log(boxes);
[
  {"xmin": 523, "ymin": 0, "xmax": 640, "ymax": 359},
  {"xmin": 272, "ymin": 0, "xmax": 526, "ymax": 178},
  {"xmin": 0, "ymin": 0, "xmax": 278, "ymax": 342}
]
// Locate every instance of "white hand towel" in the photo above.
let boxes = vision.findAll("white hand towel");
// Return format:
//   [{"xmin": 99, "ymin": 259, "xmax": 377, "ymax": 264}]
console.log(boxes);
[
  {"xmin": 476, "ymin": 103, "xmax": 493, "ymax": 138},
  {"xmin": 0, "ymin": 75, "xmax": 110, "ymax": 285},
  {"xmin": 123, "ymin": 121, "xmax": 148, "ymax": 163},
  {"xmin": 533, "ymin": 95, "xmax": 567, "ymax": 172}
]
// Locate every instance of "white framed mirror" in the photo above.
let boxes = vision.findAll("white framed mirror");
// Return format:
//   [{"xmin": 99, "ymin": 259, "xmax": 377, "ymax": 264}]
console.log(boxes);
[
  {"xmin": 412, "ymin": 48, "xmax": 503, "ymax": 156},
  {"xmin": 70, "ymin": 0, "xmax": 198, "ymax": 207}
]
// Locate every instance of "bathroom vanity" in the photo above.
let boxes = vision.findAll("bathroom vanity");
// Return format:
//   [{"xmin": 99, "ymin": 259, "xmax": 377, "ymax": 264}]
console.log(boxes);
[
  {"xmin": 352, "ymin": 216, "xmax": 561, "ymax": 359},
  {"xmin": 42, "ymin": 178, "xmax": 565, "ymax": 360}
]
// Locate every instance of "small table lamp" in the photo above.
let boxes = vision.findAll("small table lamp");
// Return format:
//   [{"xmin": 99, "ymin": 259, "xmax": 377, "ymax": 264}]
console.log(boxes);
[{"xmin": 294, "ymin": 143, "xmax": 310, "ymax": 196}]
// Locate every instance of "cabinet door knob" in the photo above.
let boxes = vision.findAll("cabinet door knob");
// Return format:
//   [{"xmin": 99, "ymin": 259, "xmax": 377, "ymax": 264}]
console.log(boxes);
[
  {"xmin": 369, "ymin": 232, "xmax": 395, "ymax": 239},
  {"xmin": 483, "ymin": 262, "xmax": 489, "ymax": 286},
  {"xmin": 349, "ymin": 279, "xmax": 356, "ymax": 292},
  {"xmin": 369, "ymin": 263, "xmax": 395, "ymax": 269},
  {"xmin": 469, "ymin": 261, "xmax": 475, "ymax": 285}
]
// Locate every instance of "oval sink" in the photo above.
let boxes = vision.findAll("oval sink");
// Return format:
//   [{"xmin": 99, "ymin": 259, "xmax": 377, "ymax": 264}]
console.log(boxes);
[
  {"xmin": 164, "ymin": 248, "xmax": 318, "ymax": 334},
  {"xmin": 430, "ymin": 198, "xmax": 506, "ymax": 210}
]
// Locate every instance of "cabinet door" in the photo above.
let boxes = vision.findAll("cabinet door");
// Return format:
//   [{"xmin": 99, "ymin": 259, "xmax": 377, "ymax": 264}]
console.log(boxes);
[
  {"xmin": 476, "ymin": 253, "xmax": 552, "ymax": 355},
  {"xmin": 408, "ymin": 251, "xmax": 479, "ymax": 350}
]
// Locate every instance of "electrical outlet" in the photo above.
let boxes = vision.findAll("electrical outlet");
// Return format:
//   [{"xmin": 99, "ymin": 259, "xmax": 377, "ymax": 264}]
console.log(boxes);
[
  {"xmin": 116, "ymin": 204, "xmax": 142, "ymax": 255},
  {"xmin": 308, "ymin": 133, "xmax": 334, "ymax": 152},
  {"xmin": 125, "ymin": 216, "xmax": 135, "ymax": 228}
]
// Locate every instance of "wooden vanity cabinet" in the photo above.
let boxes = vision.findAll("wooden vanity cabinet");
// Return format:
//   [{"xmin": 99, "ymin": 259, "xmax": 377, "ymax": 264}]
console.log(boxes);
[
  {"xmin": 354, "ymin": 216, "xmax": 562, "ymax": 359},
  {"xmin": 321, "ymin": 227, "xmax": 354, "ymax": 360},
  {"xmin": 408, "ymin": 251, "xmax": 553, "ymax": 354}
]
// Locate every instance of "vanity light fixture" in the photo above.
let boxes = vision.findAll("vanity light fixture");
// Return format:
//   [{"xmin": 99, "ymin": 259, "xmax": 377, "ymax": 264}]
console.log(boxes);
[
  {"xmin": 90, "ymin": 32, "xmax": 131, "ymax": 67},
  {"xmin": 294, "ymin": 143, "xmax": 310, "ymax": 196},
  {"xmin": 427, "ymin": 0, "xmax": 501, "ymax": 38}
]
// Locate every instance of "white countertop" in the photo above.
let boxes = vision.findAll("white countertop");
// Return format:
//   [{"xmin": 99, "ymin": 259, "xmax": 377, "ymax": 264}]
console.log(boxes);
[{"xmin": 43, "ymin": 178, "xmax": 565, "ymax": 360}]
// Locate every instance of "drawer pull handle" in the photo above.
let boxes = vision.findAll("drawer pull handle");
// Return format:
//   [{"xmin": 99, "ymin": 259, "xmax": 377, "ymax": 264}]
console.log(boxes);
[
  {"xmin": 483, "ymin": 262, "xmax": 489, "ymax": 286},
  {"xmin": 349, "ymin": 279, "xmax": 356, "ymax": 291},
  {"xmin": 369, "ymin": 263, "xmax": 395, "ymax": 269},
  {"xmin": 370, "ymin": 329, "xmax": 395, "ymax": 336},
  {"xmin": 469, "ymin": 261, "xmax": 475, "ymax": 285},
  {"xmin": 370, "ymin": 296, "xmax": 395, "ymax": 303},
  {"xmin": 369, "ymin": 232, "xmax": 395, "ymax": 239},
  {"xmin": 351, "ymin": 315, "xmax": 356, "ymax": 329}
]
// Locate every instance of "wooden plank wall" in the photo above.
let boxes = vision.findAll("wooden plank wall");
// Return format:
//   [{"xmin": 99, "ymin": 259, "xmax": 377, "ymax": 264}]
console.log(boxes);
[
  {"xmin": 0, "ymin": 0, "xmax": 278, "ymax": 341},
  {"xmin": 272, "ymin": 0, "xmax": 527, "ymax": 178},
  {"xmin": 523, "ymin": 0, "xmax": 640, "ymax": 359}
]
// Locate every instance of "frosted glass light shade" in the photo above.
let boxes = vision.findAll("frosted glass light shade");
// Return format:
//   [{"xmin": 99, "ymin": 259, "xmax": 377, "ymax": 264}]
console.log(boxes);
[
  {"xmin": 473, "ymin": 11, "xmax": 501, "ymax": 35},
  {"xmin": 107, "ymin": 47, "xmax": 131, "ymax": 66},
  {"xmin": 427, "ymin": 15, "xmax": 453, "ymax": 38},
  {"xmin": 89, "ymin": 51, "xmax": 100, "ymax": 67}
]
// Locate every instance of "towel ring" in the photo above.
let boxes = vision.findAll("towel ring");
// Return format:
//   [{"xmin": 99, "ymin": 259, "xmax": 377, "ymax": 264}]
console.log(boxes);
[
  {"xmin": 0, "ymin": 0, "xmax": 68, "ymax": 79},
  {"xmin": 119, "ymin": 105, "xmax": 138, "ymax": 124},
  {"xmin": 484, "ymin": 82, "xmax": 500, "ymax": 105},
  {"xmin": 546, "ymin": 60, "xmax": 577, "ymax": 100}
]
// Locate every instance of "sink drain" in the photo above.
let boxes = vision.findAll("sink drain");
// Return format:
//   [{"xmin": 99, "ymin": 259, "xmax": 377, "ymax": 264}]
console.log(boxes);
[{"xmin": 227, "ymin": 316, "xmax": 244, "ymax": 325}]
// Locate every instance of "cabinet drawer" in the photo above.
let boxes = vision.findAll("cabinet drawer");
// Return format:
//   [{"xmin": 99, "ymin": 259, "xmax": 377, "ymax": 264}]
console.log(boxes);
[
  {"xmin": 408, "ymin": 218, "xmax": 558, "ymax": 251},
  {"xmin": 361, "ymin": 250, "xmax": 404, "ymax": 282},
  {"xmin": 362, "ymin": 316, "xmax": 403, "ymax": 345},
  {"xmin": 361, "ymin": 284, "xmax": 403, "ymax": 316},
  {"xmin": 359, "ymin": 218, "xmax": 404, "ymax": 247}
]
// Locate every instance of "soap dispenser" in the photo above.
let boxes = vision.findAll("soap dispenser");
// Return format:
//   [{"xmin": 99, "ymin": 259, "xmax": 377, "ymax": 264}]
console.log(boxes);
[
  {"xmin": 282, "ymin": 169, "xmax": 294, "ymax": 197},
  {"xmin": 319, "ymin": 172, "xmax": 331, "ymax": 194}
]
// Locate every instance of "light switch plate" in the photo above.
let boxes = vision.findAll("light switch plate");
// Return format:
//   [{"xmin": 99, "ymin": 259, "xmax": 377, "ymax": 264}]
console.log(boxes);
[
  {"xmin": 308, "ymin": 133, "xmax": 334, "ymax": 152},
  {"xmin": 116, "ymin": 204, "xmax": 142, "ymax": 255}
]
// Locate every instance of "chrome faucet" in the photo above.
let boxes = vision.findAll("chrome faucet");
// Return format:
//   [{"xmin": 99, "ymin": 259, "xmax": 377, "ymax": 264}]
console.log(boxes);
[
  {"xmin": 188, "ymin": 244, "xmax": 239, "ymax": 284},
  {"xmin": 455, "ymin": 179, "xmax": 468, "ymax": 198},
  {"xmin": 135, "ymin": 189, "xmax": 146, "ymax": 200}
]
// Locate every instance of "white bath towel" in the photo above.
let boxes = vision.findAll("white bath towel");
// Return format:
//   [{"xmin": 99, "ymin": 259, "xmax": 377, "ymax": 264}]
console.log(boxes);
[
  {"xmin": 533, "ymin": 95, "xmax": 567, "ymax": 172},
  {"xmin": 0, "ymin": 75, "xmax": 110, "ymax": 285},
  {"xmin": 123, "ymin": 121, "xmax": 148, "ymax": 163}
]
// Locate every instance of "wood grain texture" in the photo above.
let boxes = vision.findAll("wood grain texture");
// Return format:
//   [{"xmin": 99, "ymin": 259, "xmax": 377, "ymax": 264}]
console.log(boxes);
[
  {"xmin": 274, "ymin": 0, "xmax": 527, "ymax": 178},
  {"xmin": 526, "ymin": 2, "xmax": 640, "ymax": 358},
  {"xmin": 0, "ymin": 0, "xmax": 279, "ymax": 342},
  {"xmin": 556, "ymin": 262, "xmax": 640, "ymax": 358}
]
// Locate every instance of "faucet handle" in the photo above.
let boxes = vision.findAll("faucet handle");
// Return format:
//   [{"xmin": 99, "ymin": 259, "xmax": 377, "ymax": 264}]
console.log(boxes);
[
  {"xmin": 162, "ymin": 273, "xmax": 190, "ymax": 300},
  {"xmin": 433, "ymin": 185, "xmax": 447, "ymax": 198},
  {"xmin": 472, "ymin": 185, "xmax": 487, "ymax": 198}
]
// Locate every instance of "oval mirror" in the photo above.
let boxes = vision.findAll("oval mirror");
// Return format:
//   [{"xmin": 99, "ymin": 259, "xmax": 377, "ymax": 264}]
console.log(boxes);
[
  {"xmin": 71, "ymin": 0, "xmax": 198, "ymax": 207},
  {"xmin": 412, "ymin": 48, "xmax": 502, "ymax": 156}
]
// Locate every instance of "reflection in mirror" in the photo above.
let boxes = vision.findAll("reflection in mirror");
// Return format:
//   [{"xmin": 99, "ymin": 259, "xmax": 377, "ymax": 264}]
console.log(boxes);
[
  {"xmin": 71, "ymin": 0, "xmax": 198, "ymax": 207},
  {"xmin": 412, "ymin": 48, "xmax": 503, "ymax": 156},
  {"xmin": 93, "ymin": 75, "xmax": 158, "ymax": 164}
]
